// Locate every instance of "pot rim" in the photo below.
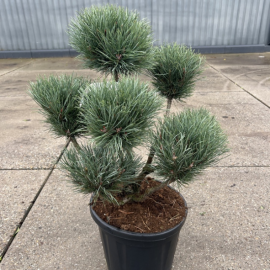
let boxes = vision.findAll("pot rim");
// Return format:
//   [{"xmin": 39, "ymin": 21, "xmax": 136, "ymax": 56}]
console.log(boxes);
[{"xmin": 90, "ymin": 185, "xmax": 188, "ymax": 241}]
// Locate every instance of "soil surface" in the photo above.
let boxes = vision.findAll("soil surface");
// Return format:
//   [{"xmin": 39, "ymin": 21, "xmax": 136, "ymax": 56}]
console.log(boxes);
[{"xmin": 93, "ymin": 178, "xmax": 187, "ymax": 233}]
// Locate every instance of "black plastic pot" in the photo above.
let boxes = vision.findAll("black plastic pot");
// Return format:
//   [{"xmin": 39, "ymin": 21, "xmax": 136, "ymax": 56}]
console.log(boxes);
[{"xmin": 90, "ymin": 192, "xmax": 187, "ymax": 270}]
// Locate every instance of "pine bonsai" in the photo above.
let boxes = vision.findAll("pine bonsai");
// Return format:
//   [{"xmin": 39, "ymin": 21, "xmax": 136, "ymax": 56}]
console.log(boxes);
[
  {"xmin": 29, "ymin": 5, "xmax": 228, "ymax": 230},
  {"xmin": 29, "ymin": 75, "xmax": 228, "ymax": 206},
  {"xmin": 68, "ymin": 4, "xmax": 154, "ymax": 81}
]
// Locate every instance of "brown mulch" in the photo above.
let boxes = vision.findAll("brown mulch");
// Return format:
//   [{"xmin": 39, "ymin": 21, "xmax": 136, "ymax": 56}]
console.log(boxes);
[{"xmin": 93, "ymin": 178, "xmax": 187, "ymax": 233}]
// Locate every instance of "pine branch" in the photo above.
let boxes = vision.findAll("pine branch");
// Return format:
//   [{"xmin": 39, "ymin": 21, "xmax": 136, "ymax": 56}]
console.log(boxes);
[
  {"xmin": 165, "ymin": 97, "xmax": 172, "ymax": 116},
  {"xmin": 137, "ymin": 96, "xmax": 173, "ymax": 180},
  {"xmin": 70, "ymin": 137, "xmax": 81, "ymax": 151},
  {"xmin": 138, "ymin": 44, "xmax": 202, "ymax": 181},
  {"xmin": 132, "ymin": 179, "xmax": 173, "ymax": 203},
  {"xmin": 114, "ymin": 71, "xmax": 119, "ymax": 82}
]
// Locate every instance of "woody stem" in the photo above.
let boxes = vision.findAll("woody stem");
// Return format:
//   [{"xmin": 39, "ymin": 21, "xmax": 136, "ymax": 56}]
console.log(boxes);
[
  {"xmin": 132, "ymin": 179, "xmax": 174, "ymax": 202},
  {"xmin": 165, "ymin": 97, "xmax": 173, "ymax": 116},
  {"xmin": 114, "ymin": 72, "xmax": 119, "ymax": 82},
  {"xmin": 137, "ymin": 97, "xmax": 174, "ymax": 181},
  {"xmin": 70, "ymin": 137, "xmax": 81, "ymax": 151}
]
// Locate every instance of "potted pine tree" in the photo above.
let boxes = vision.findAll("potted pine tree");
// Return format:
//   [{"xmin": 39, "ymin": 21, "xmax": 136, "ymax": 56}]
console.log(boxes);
[{"xmin": 29, "ymin": 5, "xmax": 228, "ymax": 270}]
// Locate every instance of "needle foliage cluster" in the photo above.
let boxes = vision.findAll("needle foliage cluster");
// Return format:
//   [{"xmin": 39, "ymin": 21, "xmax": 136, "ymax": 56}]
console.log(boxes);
[
  {"xmin": 148, "ymin": 44, "xmax": 204, "ymax": 100},
  {"xmin": 61, "ymin": 144, "xmax": 142, "ymax": 204},
  {"xmin": 151, "ymin": 109, "xmax": 228, "ymax": 186},
  {"xmin": 29, "ymin": 75, "xmax": 90, "ymax": 138},
  {"xmin": 68, "ymin": 5, "xmax": 154, "ymax": 78},
  {"xmin": 80, "ymin": 77, "xmax": 163, "ymax": 152}
]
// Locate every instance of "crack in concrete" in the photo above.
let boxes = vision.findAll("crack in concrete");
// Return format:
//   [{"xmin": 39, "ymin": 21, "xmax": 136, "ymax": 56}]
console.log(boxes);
[{"xmin": 207, "ymin": 63, "xmax": 270, "ymax": 110}]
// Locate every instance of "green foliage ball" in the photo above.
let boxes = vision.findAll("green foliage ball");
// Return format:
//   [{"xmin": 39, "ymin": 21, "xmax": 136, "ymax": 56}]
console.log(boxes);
[
  {"xmin": 151, "ymin": 108, "xmax": 229, "ymax": 185},
  {"xmin": 68, "ymin": 5, "xmax": 154, "ymax": 78},
  {"xmin": 148, "ymin": 44, "xmax": 204, "ymax": 100},
  {"xmin": 29, "ymin": 75, "xmax": 90, "ymax": 138},
  {"xmin": 61, "ymin": 144, "xmax": 142, "ymax": 204},
  {"xmin": 80, "ymin": 77, "xmax": 164, "ymax": 152}
]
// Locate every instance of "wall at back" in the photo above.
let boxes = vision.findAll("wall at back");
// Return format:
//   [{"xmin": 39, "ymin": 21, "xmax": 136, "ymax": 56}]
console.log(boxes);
[{"xmin": 1, "ymin": 0, "xmax": 270, "ymax": 57}]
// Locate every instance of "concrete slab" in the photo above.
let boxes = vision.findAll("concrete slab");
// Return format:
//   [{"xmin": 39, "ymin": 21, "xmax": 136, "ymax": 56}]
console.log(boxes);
[
  {"xmin": 195, "ymin": 66, "xmax": 242, "ymax": 93},
  {"xmin": 8, "ymin": 57, "xmax": 239, "ymax": 95},
  {"xmin": 0, "ymin": 70, "xmax": 102, "ymax": 98},
  {"xmin": 209, "ymin": 65, "xmax": 270, "ymax": 78},
  {"xmin": 0, "ymin": 61, "xmax": 101, "ymax": 169},
  {"xmin": 0, "ymin": 71, "xmax": 10, "ymax": 76},
  {"xmin": 1, "ymin": 55, "xmax": 269, "ymax": 269},
  {"xmin": 21, "ymin": 57, "xmax": 84, "ymax": 71},
  {"xmin": 0, "ymin": 170, "xmax": 105, "ymax": 270},
  {"xmin": 235, "ymin": 71, "xmax": 270, "ymax": 108},
  {"xmin": 0, "ymin": 96, "xmax": 65, "ymax": 169},
  {"xmin": 0, "ymin": 170, "xmax": 48, "ymax": 255},
  {"xmin": 0, "ymin": 59, "xmax": 33, "ymax": 76},
  {"xmin": 2, "ymin": 58, "xmax": 237, "ymax": 98},
  {"xmin": 206, "ymin": 53, "xmax": 270, "ymax": 67},
  {"xmin": 208, "ymin": 65, "xmax": 270, "ymax": 107},
  {"xmin": 1, "ymin": 168, "xmax": 269, "ymax": 269},
  {"xmin": 174, "ymin": 167, "xmax": 270, "ymax": 269},
  {"xmin": 171, "ymin": 91, "xmax": 270, "ymax": 166}
]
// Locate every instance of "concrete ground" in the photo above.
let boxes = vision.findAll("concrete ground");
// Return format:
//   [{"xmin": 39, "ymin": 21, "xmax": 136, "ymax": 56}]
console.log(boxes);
[{"xmin": 0, "ymin": 54, "xmax": 269, "ymax": 269}]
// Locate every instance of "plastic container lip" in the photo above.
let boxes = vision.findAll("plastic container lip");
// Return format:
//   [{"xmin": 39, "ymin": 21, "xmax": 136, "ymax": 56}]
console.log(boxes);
[{"xmin": 90, "ymin": 187, "xmax": 188, "ymax": 242}]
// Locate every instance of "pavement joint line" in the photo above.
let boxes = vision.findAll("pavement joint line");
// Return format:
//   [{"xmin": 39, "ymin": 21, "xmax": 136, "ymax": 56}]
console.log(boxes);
[
  {"xmin": 213, "ymin": 165, "xmax": 270, "ymax": 168},
  {"xmin": 0, "ymin": 168, "xmax": 52, "ymax": 171},
  {"xmin": 0, "ymin": 166, "xmax": 269, "ymax": 171},
  {"xmin": 0, "ymin": 59, "xmax": 35, "ymax": 78},
  {"xmin": 11, "ymin": 69, "xmax": 89, "ymax": 72},
  {"xmin": 207, "ymin": 62, "xmax": 270, "ymax": 110},
  {"xmin": 0, "ymin": 138, "xmax": 71, "ymax": 264},
  {"xmin": 195, "ymin": 91, "xmax": 244, "ymax": 93}
]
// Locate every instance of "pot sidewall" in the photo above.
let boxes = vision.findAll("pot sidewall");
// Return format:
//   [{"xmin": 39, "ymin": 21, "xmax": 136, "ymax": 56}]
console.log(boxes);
[{"xmin": 90, "ymin": 189, "xmax": 188, "ymax": 270}]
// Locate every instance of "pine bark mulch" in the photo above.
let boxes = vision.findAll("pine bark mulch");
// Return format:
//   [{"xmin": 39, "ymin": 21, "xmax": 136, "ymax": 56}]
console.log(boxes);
[{"xmin": 93, "ymin": 178, "xmax": 187, "ymax": 233}]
